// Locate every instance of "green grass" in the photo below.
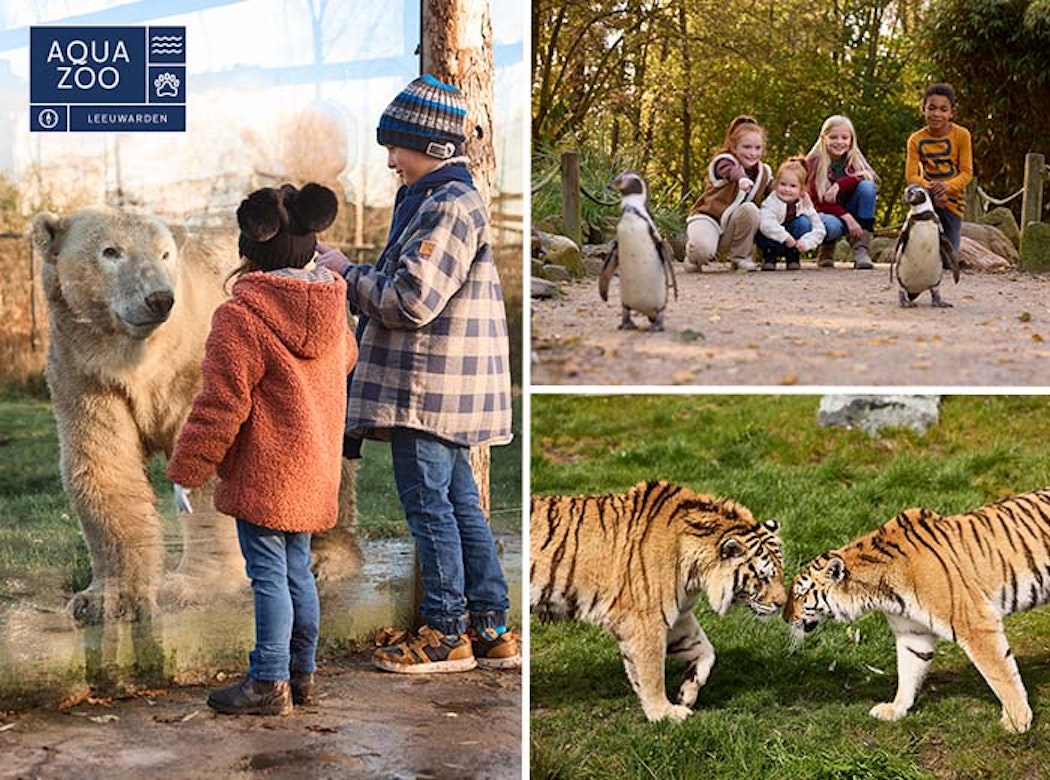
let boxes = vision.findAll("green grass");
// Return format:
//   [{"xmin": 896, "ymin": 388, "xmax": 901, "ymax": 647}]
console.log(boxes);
[
  {"xmin": 0, "ymin": 391, "xmax": 521, "ymax": 593},
  {"xmin": 530, "ymin": 395, "xmax": 1050, "ymax": 780}
]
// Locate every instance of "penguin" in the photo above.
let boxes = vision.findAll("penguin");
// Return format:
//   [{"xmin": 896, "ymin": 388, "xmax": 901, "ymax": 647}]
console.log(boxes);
[
  {"xmin": 890, "ymin": 184, "xmax": 961, "ymax": 308},
  {"xmin": 598, "ymin": 172, "xmax": 677, "ymax": 331}
]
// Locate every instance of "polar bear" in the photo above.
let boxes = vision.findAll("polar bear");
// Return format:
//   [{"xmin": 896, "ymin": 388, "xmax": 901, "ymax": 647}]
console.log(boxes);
[{"xmin": 32, "ymin": 207, "xmax": 357, "ymax": 624}]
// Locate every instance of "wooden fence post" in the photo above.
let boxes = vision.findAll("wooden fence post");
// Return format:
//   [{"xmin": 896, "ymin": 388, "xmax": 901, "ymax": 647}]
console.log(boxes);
[
  {"xmin": 561, "ymin": 150, "xmax": 582, "ymax": 246},
  {"xmin": 1020, "ymin": 152, "xmax": 1045, "ymax": 241},
  {"xmin": 964, "ymin": 179, "xmax": 980, "ymax": 222}
]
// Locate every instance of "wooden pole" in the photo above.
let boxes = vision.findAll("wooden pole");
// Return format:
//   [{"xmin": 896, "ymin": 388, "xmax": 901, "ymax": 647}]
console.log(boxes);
[
  {"xmin": 1020, "ymin": 152, "xmax": 1045, "ymax": 241},
  {"xmin": 561, "ymin": 150, "xmax": 582, "ymax": 246}
]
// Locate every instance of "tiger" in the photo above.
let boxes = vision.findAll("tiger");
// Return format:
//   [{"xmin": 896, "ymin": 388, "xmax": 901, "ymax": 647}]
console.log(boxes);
[
  {"xmin": 531, "ymin": 480, "xmax": 785, "ymax": 722},
  {"xmin": 784, "ymin": 489, "xmax": 1050, "ymax": 733}
]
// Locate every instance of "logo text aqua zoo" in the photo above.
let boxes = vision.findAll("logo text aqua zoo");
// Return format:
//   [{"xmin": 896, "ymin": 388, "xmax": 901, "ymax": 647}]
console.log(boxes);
[{"xmin": 30, "ymin": 26, "xmax": 185, "ymax": 132}]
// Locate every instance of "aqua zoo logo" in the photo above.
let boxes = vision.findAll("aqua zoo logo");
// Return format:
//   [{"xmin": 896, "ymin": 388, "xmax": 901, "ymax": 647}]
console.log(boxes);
[{"xmin": 30, "ymin": 26, "xmax": 186, "ymax": 132}]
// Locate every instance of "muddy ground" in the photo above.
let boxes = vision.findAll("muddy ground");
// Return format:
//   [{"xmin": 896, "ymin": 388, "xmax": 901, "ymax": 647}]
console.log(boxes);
[
  {"xmin": 531, "ymin": 261, "xmax": 1050, "ymax": 387},
  {"xmin": 0, "ymin": 651, "xmax": 521, "ymax": 779}
]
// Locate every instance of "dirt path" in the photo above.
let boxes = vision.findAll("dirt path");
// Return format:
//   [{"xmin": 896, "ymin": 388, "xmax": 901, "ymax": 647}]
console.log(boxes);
[
  {"xmin": 532, "ymin": 262, "xmax": 1050, "ymax": 386},
  {"xmin": 0, "ymin": 652, "xmax": 520, "ymax": 779}
]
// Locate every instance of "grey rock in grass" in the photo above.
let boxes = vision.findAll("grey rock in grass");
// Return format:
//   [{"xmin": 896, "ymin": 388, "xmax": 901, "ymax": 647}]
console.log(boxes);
[{"xmin": 818, "ymin": 395, "xmax": 941, "ymax": 437}]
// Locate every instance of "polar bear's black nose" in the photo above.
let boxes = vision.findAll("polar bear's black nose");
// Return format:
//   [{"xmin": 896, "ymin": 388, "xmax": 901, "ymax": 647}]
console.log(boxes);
[{"xmin": 145, "ymin": 290, "xmax": 174, "ymax": 318}]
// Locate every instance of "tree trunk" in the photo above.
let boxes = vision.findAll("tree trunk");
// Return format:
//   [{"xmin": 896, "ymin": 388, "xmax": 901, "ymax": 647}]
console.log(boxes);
[{"xmin": 422, "ymin": 0, "xmax": 496, "ymax": 206}]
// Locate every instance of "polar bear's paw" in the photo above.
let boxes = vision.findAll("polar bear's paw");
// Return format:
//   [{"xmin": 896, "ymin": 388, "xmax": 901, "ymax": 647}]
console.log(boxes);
[{"xmin": 69, "ymin": 583, "xmax": 156, "ymax": 624}]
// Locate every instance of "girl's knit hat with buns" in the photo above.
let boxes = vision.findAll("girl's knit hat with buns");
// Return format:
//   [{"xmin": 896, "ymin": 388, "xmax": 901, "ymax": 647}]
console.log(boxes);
[
  {"xmin": 237, "ymin": 182, "xmax": 338, "ymax": 270},
  {"xmin": 376, "ymin": 74, "xmax": 467, "ymax": 160}
]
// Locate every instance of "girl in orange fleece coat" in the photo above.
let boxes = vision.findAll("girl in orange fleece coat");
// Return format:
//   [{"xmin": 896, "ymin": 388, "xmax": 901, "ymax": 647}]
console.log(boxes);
[{"xmin": 168, "ymin": 182, "xmax": 356, "ymax": 716}]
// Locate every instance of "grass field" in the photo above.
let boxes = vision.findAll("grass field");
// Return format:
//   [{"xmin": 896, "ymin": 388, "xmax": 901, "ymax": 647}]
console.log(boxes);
[
  {"xmin": 0, "ymin": 393, "xmax": 521, "ymax": 600},
  {"xmin": 530, "ymin": 394, "xmax": 1050, "ymax": 780}
]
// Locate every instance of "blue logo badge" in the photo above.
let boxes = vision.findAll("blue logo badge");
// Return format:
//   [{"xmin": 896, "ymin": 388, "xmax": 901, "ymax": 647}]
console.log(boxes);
[{"xmin": 30, "ymin": 26, "xmax": 186, "ymax": 132}]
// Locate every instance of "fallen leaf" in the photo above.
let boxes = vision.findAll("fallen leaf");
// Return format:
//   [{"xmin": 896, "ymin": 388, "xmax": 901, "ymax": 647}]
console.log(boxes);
[
  {"xmin": 780, "ymin": 372, "xmax": 799, "ymax": 385},
  {"xmin": 826, "ymin": 349, "xmax": 849, "ymax": 358},
  {"xmin": 88, "ymin": 714, "xmax": 120, "ymax": 724},
  {"xmin": 0, "ymin": 723, "xmax": 15, "ymax": 732},
  {"xmin": 1020, "ymin": 311, "xmax": 1032, "ymax": 322},
  {"xmin": 672, "ymin": 371, "xmax": 697, "ymax": 385},
  {"xmin": 57, "ymin": 689, "xmax": 92, "ymax": 710},
  {"xmin": 680, "ymin": 329, "xmax": 704, "ymax": 342},
  {"xmin": 1033, "ymin": 334, "xmax": 1044, "ymax": 343}
]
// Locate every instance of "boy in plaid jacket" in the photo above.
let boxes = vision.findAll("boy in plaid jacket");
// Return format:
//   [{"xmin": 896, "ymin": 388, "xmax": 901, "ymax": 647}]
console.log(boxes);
[{"xmin": 317, "ymin": 75, "xmax": 519, "ymax": 673}]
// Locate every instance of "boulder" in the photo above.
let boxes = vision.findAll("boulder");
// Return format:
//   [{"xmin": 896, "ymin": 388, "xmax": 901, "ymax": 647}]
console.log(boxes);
[
  {"xmin": 979, "ymin": 207, "xmax": 1021, "ymax": 249},
  {"xmin": 961, "ymin": 222, "xmax": 1018, "ymax": 264},
  {"xmin": 1020, "ymin": 222, "xmax": 1050, "ymax": 271},
  {"xmin": 544, "ymin": 234, "xmax": 583, "ymax": 276},
  {"xmin": 531, "ymin": 277, "xmax": 559, "ymax": 299},
  {"xmin": 958, "ymin": 236, "xmax": 1011, "ymax": 272},
  {"xmin": 818, "ymin": 395, "xmax": 941, "ymax": 437},
  {"xmin": 871, "ymin": 236, "xmax": 895, "ymax": 265},
  {"xmin": 542, "ymin": 264, "xmax": 573, "ymax": 282}
]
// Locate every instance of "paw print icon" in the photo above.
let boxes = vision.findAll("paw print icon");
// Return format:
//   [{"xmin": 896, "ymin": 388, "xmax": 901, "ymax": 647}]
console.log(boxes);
[{"xmin": 154, "ymin": 72, "xmax": 180, "ymax": 98}]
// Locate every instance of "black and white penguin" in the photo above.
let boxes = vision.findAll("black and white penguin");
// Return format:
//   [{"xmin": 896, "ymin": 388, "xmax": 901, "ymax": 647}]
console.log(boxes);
[
  {"xmin": 598, "ymin": 172, "xmax": 677, "ymax": 331},
  {"xmin": 891, "ymin": 184, "xmax": 961, "ymax": 308}
]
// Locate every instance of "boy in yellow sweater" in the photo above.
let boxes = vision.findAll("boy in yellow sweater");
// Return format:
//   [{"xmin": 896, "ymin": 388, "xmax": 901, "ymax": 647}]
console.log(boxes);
[{"xmin": 906, "ymin": 82, "xmax": 973, "ymax": 257}]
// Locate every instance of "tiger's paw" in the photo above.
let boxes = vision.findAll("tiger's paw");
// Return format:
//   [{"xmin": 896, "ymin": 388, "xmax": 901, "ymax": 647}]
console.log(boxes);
[
  {"xmin": 676, "ymin": 680, "xmax": 701, "ymax": 709},
  {"xmin": 869, "ymin": 702, "xmax": 907, "ymax": 721},
  {"xmin": 643, "ymin": 700, "xmax": 693, "ymax": 722},
  {"xmin": 1001, "ymin": 706, "xmax": 1032, "ymax": 734}
]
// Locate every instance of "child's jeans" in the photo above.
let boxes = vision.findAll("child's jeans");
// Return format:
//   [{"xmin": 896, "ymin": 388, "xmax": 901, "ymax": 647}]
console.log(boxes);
[
  {"xmin": 936, "ymin": 206, "xmax": 962, "ymax": 254},
  {"xmin": 389, "ymin": 428, "xmax": 510, "ymax": 637},
  {"xmin": 818, "ymin": 179, "xmax": 877, "ymax": 240},
  {"xmin": 236, "ymin": 519, "xmax": 319, "ymax": 682}
]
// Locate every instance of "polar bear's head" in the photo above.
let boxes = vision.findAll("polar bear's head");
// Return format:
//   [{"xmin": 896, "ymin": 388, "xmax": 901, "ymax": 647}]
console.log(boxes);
[{"xmin": 32, "ymin": 208, "xmax": 183, "ymax": 340}]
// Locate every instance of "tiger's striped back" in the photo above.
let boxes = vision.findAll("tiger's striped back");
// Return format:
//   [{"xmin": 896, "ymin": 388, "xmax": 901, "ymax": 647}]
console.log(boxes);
[
  {"xmin": 786, "ymin": 489, "xmax": 1050, "ymax": 634},
  {"xmin": 531, "ymin": 480, "xmax": 785, "ymax": 626}
]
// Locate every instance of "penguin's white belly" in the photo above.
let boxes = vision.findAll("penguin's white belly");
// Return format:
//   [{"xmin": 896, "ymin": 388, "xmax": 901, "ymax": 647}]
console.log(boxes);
[
  {"xmin": 616, "ymin": 216, "xmax": 666, "ymax": 316},
  {"xmin": 898, "ymin": 222, "xmax": 943, "ymax": 293}
]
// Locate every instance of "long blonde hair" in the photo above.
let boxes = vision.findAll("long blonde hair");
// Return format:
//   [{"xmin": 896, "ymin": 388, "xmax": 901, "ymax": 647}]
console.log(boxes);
[{"xmin": 806, "ymin": 115, "xmax": 877, "ymax": 200}]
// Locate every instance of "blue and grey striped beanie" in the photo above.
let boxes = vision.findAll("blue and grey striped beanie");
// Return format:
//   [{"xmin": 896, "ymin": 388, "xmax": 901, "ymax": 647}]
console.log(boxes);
[{"xmin": 376, "ymin": 74, "xmax": 467, "ymax": 160}]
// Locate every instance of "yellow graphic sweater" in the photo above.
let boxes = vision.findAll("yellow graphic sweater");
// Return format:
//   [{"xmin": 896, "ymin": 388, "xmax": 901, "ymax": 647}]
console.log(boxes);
[{"xmin": 905, "ymin": 123, "xmax": 973, "ymax": 217}]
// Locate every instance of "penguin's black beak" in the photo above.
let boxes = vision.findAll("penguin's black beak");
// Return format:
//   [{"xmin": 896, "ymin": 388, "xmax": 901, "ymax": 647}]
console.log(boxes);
[{"xmin": 606, "ymin": 174, "xmax": 624, "ymax": 192}]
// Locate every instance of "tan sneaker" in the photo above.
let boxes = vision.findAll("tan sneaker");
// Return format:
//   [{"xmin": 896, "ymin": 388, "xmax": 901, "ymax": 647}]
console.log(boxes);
[
  {"xmin": 372, "ymin": 626, "xmax": 477, "ymax": 674},
  {"xmin": 469, "ymin": 627, "xmax": 521, "ymax": 670}
]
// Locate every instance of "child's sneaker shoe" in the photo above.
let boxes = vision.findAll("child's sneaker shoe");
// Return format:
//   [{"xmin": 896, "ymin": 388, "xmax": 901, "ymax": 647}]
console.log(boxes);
[
  {"xmin": 469, "ymin": 627, "xmax": 521, "ymax": 669},
  {"xmin": 372, "ymin": 626, "xmax": 477, "ymax": 674},
  {"xmin": 760, "ymin": 259, "xmax": 776, "ymax": 271}
]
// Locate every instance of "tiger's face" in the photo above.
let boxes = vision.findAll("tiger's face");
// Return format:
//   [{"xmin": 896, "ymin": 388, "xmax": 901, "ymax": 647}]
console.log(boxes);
[
  {"xmin": 784, "ymin": 554, "xmax": 852, "ymax": 635},
  {"xmin": 705, "ymin": 519, "xmax": 786, "ymax": 618}
]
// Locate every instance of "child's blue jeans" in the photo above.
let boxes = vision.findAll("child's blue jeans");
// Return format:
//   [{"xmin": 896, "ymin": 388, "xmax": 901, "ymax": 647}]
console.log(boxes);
[
  {"xmin": 389, "ymin": 428, "xmax": 510, "ymax": 636},
  {"xmin": 236, "ymin": 518, "xmax": 319, "ymax": 682},
  {"xmin": 819, "ymin": 179, "xmax": 877, "ymax": 240}
]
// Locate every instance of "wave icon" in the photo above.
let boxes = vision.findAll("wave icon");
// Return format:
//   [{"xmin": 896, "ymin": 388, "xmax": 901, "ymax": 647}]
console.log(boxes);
[{"xmin": 150, "ymin": 35, "xmax": 184, "ymax": 56}]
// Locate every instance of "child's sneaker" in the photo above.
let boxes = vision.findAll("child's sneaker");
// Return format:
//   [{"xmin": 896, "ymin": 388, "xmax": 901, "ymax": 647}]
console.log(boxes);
[
  {"xmin": 469, "ymin": 627, "xmax": 521, "ymax": 669},
  {"xmin": 372, "ymin": 626, "xmax": 477, "ymax": 674}
]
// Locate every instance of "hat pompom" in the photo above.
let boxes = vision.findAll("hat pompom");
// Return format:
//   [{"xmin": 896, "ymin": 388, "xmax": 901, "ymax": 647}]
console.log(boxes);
[
  {"xmin": 237, "ymin": 188, "xmax": 287, "ymax": 242},
  {"xmin": 285, "ymin": 183, "xmax": 338, "ymax": 234}
]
